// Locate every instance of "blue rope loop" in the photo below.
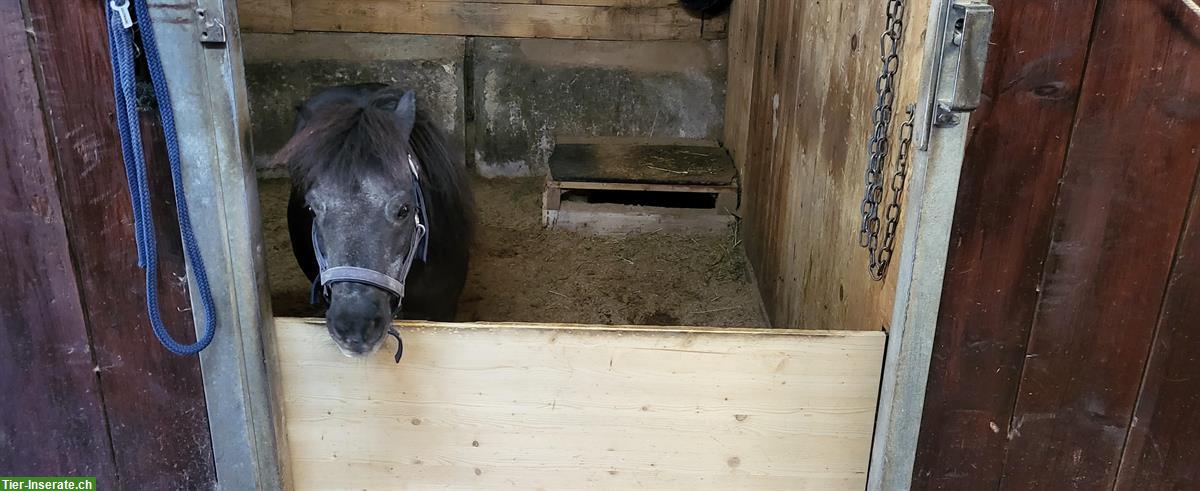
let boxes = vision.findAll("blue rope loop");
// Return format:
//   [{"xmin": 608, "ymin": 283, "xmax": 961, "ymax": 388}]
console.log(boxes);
[{"xmin": 105, "ymin": 0, "xmax": 217, "ymax": 355}]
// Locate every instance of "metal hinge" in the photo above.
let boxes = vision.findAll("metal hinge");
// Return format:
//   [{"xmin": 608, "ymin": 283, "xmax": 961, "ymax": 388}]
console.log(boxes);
[
  {"xmin": 918, "ymin": 0, "xmax": 994, "ymax": 149},
  {"xmin": 196, "ymin": 8, "xmax": 226, "ymax": 46}
]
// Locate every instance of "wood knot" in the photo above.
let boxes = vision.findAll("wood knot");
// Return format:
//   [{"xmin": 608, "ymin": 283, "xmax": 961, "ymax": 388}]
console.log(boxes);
[{"xmin": 1032, "ymin": 82, "xmax": 1067, "ymax": 100}]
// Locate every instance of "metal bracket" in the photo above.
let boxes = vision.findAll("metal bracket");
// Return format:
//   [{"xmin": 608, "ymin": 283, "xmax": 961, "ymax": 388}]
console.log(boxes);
[
  {"xmin": 196, "ymin": 8, "xmax": 226, "ymax": 46},
  {"xmin": 917, "ymin": 0, "xmax": 994, "ymax": 149}
]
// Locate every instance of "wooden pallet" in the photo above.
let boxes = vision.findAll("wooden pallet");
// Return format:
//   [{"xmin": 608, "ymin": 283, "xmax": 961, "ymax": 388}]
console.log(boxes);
[{"xmin": 543, "ymin": 138, "xmax": 739, "ymax": 233}]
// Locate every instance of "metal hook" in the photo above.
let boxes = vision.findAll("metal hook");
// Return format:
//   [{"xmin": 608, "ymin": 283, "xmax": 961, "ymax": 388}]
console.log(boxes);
[{"xmin": 109, "ymin": 0, "xmax": 133, "ymax": 29}]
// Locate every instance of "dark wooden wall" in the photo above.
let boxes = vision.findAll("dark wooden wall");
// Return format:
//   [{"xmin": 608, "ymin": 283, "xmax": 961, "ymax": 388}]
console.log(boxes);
[
  {"xmin": 916, "ymin": 0, "xmax": 1200, "ymax": 488},
  {"xmin": 0, "ymin": 0, "xmax": 217, "ymax": 487}
]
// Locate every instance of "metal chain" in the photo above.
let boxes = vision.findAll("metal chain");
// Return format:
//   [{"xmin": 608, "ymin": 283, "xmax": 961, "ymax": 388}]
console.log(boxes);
[
  {"xmin": 874, "ymin": 108, "xmax": 915, "ymax": 279},
  {"xmin": 859, "ymin": 0, "xmax": 915, "ymax": 281}
]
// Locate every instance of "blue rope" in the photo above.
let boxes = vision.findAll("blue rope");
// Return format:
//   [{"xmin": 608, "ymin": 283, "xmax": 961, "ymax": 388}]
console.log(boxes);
[{"xmin": 105, "ymin": 0, "xmax": 217, "ymax": 355}]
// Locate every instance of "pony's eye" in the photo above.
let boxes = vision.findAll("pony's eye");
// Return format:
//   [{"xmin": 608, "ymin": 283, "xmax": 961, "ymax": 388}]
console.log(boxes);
[{"xmin": 397, "ymin": 204, "xmax": 411, "ymax": 219}]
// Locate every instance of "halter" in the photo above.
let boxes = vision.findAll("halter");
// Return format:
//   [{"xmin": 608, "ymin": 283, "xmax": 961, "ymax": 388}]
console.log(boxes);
[{"xmin": 309, "ymin": 154, "xmax": 430, "ymax": 312}]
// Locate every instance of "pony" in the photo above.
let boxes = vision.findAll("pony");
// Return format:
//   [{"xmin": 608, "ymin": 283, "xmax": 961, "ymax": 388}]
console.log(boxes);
[{"xmin": 273, "ymin": 83, "xmax": 474, "ymax": 356}]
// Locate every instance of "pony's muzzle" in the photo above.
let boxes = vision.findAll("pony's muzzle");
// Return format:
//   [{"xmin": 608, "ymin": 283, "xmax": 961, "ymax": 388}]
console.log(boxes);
[{"xmin": 325, "ymin": 283, "xmax": 393, "ymax": 357}]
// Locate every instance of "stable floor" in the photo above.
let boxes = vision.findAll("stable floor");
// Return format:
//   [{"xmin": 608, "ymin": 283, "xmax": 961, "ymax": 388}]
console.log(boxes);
[{"xmin": 259, "ymin": 177, "xmax": 767, "ymax": 327}]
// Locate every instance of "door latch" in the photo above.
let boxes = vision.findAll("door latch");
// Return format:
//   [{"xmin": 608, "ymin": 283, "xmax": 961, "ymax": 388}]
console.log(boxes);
[
  {"xmin": 919, "ymin": 0, "xmax": 994, "ymax": 146},
  {"xmin": 196, "ymin": 8, "xmax": 226, "ymax": 46}
]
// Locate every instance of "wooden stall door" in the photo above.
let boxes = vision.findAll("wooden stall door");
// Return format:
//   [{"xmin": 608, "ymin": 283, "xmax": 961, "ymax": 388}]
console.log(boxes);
[
  {"xmin": 915, "ymin": 0, "xmax": 1200, "ymax": 489},
  {"xmin": 272, "ymin": 319, "xmax": 886, "ymax": 489},
  {"xmin": 2, "ymin": 0, "xmax": 218, "ymax": 487}
]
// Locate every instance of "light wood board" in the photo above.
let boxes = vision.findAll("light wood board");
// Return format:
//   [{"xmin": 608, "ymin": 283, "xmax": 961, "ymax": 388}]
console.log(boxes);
[
  {"xmin": 274, "ymin": 318, "xmax": 885, "ymax": 489},
  {"xmin": 729, "ymin": 0, "xmax": 932, "ymax": 331},
  {"xmin": 288, "ymin": 0, "xmax": 708, "ymax": 40}
]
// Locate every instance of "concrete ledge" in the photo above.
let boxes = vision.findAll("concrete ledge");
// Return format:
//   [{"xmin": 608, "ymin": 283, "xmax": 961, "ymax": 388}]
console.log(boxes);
[
  {"xmin": 471, "ymin": 37, "xmax": 727, "ymax": 177},
  {"xmin": 242, "ymin": 33, "xmax": 727, "ymax": 179},
  {"xmin": 244, "ymin": 32, "xmax": 466, "ymax": 174}
]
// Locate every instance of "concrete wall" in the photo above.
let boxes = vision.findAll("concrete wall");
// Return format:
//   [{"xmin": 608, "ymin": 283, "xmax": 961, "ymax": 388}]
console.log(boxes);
[
  {"xmin": 471, "ymin": 38, "xmax": 727, "ymax": 177},
  {"xmin": 243, "ymin": 32, "xmax": 726, "ymax": 177},
  {"xmin": 244, "ymin": 33, "xmax": 466, "ymax": 176}
]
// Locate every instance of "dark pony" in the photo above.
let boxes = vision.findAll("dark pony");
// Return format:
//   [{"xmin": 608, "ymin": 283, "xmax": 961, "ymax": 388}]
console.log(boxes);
[{"xmin": 273, "ymin": 83, "xmax": 474, "ymax": 356}]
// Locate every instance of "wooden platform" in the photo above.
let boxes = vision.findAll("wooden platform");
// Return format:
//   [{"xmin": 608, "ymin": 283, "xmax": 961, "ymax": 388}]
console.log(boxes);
[
  {"xmin": 543, "ymin": 138, "xmax": 740, "ymax": 233},
  {"xmin": 273, "ymin": 318, "xmax": 885, "ymax": 489},
  {"xmin": 549, "ymin": 138, "xmax": 737, "ymax": 186}
]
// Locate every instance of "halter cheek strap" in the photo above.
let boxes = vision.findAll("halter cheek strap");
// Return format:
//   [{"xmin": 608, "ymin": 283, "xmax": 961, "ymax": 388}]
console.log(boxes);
[{"xmin": 309, "ymin": 154, "xmax": 429, "ymax": 309}]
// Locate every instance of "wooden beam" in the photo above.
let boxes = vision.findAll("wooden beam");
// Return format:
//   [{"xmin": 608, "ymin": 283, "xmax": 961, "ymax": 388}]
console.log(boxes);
[
  {"xmin": 273, "ymin": 318, "xmax": 885, "ymax": 489},
  {"xmin": 911, "ymin": 0, "xmax": 1098, "ymax": 488},
  {"xmin": 433, "ymin": 0, "xmax": 678, "ymax": 5},
  {"xmin": 292, "ymin": 0, "xmax": 707, "ymax": 40},
  {"xmin": 238, "ymin": 0, "xmax": 294, "ymax": 33},
  {"xmin": 999, "ymin": 0, "xmax": 1200, "ymax": 487}
]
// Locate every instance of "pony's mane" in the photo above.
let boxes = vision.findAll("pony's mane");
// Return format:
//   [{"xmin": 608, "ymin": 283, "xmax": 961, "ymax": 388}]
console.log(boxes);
[
  {"xmin": 274, "ymin": 88, "xmax": 475, "ymax": 244},
  {"xmin": 273, "ymin": 90, "xmax": 407, "ymax": 189}
]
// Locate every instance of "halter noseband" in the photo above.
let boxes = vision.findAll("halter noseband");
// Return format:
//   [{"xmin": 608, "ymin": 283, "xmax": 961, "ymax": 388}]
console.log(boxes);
[{"xmin": 309, "ymin": 154, "xmax": 430, "ymax": 311}]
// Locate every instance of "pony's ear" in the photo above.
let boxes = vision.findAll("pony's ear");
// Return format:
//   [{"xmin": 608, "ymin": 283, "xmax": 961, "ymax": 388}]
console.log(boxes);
[
  {"xmin": 395, "ymin": 90, "xmax": 416, "ymax": 139},
  {"xmin": 292, "ymin": 101, "xmax": 312, "ymax": 132}
]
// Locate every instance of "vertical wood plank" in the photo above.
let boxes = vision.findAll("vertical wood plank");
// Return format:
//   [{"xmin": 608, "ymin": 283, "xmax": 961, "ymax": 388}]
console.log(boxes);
[
  {"xmin": 0, "ymin": 1, "xmax": 116, "ymax": 484},
  {"xmin": 22, "ymin": 0, "xmax": 217, "ymax": 487},
  {"xmin": 722, "ymin": 0, "xmax": 763, "ymax": 176},
  {"xmin": 911, "ymin": 0, "xmax": 1098, "ymax": 488},
  {"xmin": 740, "ymin": 0, "xmax": 790, "ymax": 324},
  {"xmin": 738, "ymin": 0, "xmax": 931, "ymax": 330},
  {"xmin": 1115, "ymin": 167, "xmax": 1200, "ymax": 490},
  {"xmin": 999, "ymin": 0, "xmax": 1200, "ymax": 488}
]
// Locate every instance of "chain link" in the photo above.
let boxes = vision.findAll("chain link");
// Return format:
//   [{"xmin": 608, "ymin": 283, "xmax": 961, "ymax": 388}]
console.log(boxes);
[{"xmin": 859, "ymin": 0, "xmax": 915, "ymax": 281}]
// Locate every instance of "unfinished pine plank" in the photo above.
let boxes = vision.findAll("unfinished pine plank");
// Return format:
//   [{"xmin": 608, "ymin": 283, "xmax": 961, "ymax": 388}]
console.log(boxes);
[
  {"xmin": 274, "ymin": 318, "xmax": 884, "ymax": 489},
  {"xmin": 292, "ymin": 0, "xmax": 705, "ymax": 40},
  {"xmin": 237, "ymin": 0, "xmax": 294, "ymax": 33}
]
